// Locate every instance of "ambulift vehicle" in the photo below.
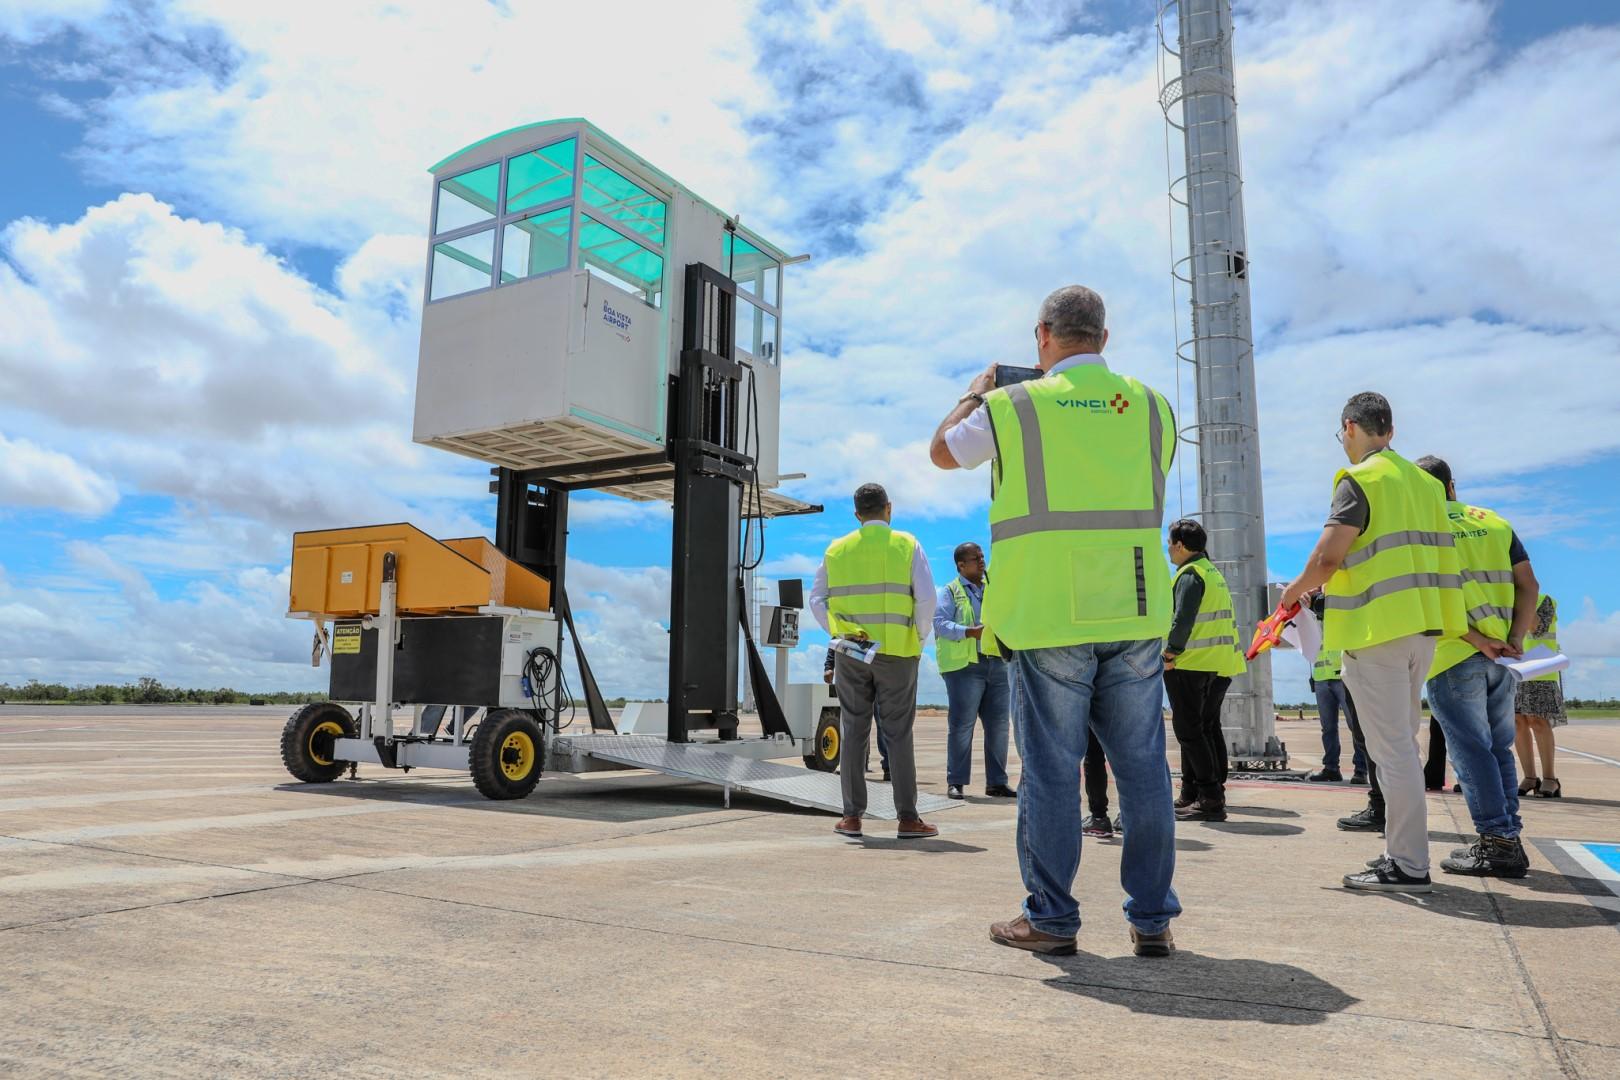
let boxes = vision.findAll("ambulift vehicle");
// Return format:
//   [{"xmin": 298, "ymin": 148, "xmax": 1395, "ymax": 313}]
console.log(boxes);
[{"xmin": 278, "ymin": 119, "xmax": 952, "ymax": 819}]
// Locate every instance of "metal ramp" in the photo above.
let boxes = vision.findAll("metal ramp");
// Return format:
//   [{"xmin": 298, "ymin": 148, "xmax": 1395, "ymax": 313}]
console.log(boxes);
[{"xmin": 550, "ymin": 734, "xmax": 959, "ymax": 819}]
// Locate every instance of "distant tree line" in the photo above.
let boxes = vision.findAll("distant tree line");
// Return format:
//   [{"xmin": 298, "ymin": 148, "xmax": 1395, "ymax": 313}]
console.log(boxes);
[{"xmin": 0, "ymin": 677, "xmax": 323, "ymax": 706}]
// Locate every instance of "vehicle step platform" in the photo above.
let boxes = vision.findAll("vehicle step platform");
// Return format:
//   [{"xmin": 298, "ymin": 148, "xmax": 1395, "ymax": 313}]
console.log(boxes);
[{"xmin": 550, "ymin": 734, "xmax": 959, "ymax": 819}]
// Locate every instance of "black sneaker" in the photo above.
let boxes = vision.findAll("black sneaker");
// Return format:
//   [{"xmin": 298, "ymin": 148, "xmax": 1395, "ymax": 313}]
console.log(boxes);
[
  {"xmin": 946, "ymin": 785, "xmax": 965, "ymax": 800},
  {"xmin": 1365, "ymin": 853, "xmax": 1391, "ymax": 869},
  {"xmin": 1174, "ymin": 789, "xmax": 1197, "ymax": 810},
  {"xmin": 1337, "ymin": 807, "xmax": 1385, "ymax": 832},
  {"xmin": 1307, "ymin": 768, "xmax": 1343, "ymax": 782},
  {"xmin": 1343, "ymin": 861, "xmax": 1432, "ymax": 893},
  {"xmin": 1113, "ymin": 815, "xmax": 1126, "ymax": 837},
  {"xmin": 1349, "ymin": 772, "xmax": 1369, "ymax": 785},
  {"xmin": 1081, "ymin": 815, "xmax": 1114, "ymax": 839},
  {"xmin": 1441, "ymin": 835, "xmax": 1529, "ymax": 878}
]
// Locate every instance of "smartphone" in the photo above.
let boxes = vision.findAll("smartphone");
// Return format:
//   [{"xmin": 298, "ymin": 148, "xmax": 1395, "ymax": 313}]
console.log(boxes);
[{"xmin": 994, "ymin": 364, "xmax": 1041, "ymax": 388}]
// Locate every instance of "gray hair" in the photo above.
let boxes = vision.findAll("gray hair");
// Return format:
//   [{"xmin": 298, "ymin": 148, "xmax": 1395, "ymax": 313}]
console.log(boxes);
[{"xmin": 1038, "ymin": 285, "xmax": 1106, "ymax": 349}]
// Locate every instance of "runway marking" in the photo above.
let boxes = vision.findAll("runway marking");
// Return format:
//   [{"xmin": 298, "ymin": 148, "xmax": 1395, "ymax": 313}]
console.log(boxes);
[
  {"xmin": 0, "ymin": 784, "xmax": 295, "ymax": 813},
  {"xmin": 1557, "ymin": 746, "xmax": 1620, "ymax": 769},
  {"xmin": 1558, "ymin": 841, "xmax": 1620, "ymax": 899},
  {"xmin": 0, "ymin": 802, "xmax": 426, "ymax": 849}
]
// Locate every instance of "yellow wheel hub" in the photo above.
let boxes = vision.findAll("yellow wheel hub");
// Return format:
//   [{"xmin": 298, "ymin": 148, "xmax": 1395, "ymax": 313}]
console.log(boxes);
[
  {"xmin": 308, "ymin": 720, "xmax": 344, "ymax": 766},
  {"xmin": 819, "ymin": 725, "xmax": 839, "ymax": 762},
  {"xmin": 500, "ymin": 731, "xmax": 536, "ymax": 780}
]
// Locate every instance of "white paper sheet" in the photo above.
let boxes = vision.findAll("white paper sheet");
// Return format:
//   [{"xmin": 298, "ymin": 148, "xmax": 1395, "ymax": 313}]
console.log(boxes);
[
  {"xmin": 1493, "ymin": 645, "xmax": 1569, "ymax": 682},
  {"xmin": 1278, "ymin": 603, "xmax": 1322, "ymax": 664}
]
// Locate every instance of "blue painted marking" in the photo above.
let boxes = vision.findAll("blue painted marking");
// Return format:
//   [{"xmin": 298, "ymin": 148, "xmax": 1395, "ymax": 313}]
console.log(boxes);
[{"xmin": 1583, "ymin": 843, "xmax": 1620, "ymax": 875}]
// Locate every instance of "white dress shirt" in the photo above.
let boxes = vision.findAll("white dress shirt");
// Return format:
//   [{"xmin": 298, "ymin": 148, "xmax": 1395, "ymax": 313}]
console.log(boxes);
[
  {"xmin": 808, "ymin": 522, "xmax": 937, "ymax": 641},
  {"xmin": 944, "ymin": 353, "xmax": 1110, "ymax": 470}
]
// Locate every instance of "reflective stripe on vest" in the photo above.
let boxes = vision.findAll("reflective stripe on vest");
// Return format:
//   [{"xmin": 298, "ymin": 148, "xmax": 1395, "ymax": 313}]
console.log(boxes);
[
  {"xmin": 1526, "ymin": 594, "xmax": 1560, "ymax": 683},
  {"xmin": 1172, "ymin": 558, "xmax": 1246, "ymax": 677},
  {"xmin": 935, "ymin": 578, "xmax": 980, "ymax": 674},
  {"xmin": 980, "ymin": 365, "xmax": 1175, "ymax": 650},
  {"xmin": 824, "ymin": 524, "xmax": 922, "ymax": 658},
  {"xmin": 1322, "ymin": 450, "xmax": 1467, "ymax": 652},
  {"xmin": 1430, "ymin": 501, "xmax": 1518, "ymax": 679}
]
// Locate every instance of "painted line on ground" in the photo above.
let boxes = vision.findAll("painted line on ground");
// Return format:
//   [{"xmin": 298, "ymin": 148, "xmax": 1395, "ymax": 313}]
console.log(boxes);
[
  {"xmin": 0, "ymin": 802, "xmax": 429, "ymax": 849},
  {"xmin": 1557, "ymin": 746, "xmax": 1620, "ymax": 769}
]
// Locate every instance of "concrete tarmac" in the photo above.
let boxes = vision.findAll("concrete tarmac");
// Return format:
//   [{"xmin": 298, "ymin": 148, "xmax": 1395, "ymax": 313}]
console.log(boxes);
[{"xmin": 1, "ymin": 705, "xmax": 1617, "ymax": 1078}]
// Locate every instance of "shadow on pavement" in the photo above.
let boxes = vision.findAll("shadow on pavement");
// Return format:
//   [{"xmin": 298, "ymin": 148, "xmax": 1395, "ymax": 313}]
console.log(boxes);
[
  {"xmin": 1224, "ymin": 805, "xmax": 1301, "ymax": 819},
  {"xmin": 1200, "ymin": 821, "xmax": 1305, "ymax": 837},
  {"xmin": 1035, "ymin": 950, "xmax": 1358, "ymax": 1024},
  {"xmin": 274, "ymin": 773, "xmax": 826, "ymax": 823},
  {"xmin": 1339, "ymin": 882, "xmax": 1620, "ymax": 929},
  {"xmin": 854, "ymin": 838, "xmax": 988, "ymax": 854}
]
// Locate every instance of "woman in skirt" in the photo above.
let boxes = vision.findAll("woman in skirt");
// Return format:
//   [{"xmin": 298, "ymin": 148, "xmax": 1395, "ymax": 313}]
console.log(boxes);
[{"xmin": 1514, "ymin": 594, "xmax": 1566, "ymax": 798}]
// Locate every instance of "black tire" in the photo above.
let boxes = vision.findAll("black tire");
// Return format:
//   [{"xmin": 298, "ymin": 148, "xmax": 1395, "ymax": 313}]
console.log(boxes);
[
  {"xmin": 804, "ymin": 707, "xmax": 841, "ymax": 773},
  {"xmin": 470, "ymin": 709, "xmax": 545, "ymax": 800},
  {"xmin": 280, "ymin": 702, "xmax": 356, "ymax": 783}
]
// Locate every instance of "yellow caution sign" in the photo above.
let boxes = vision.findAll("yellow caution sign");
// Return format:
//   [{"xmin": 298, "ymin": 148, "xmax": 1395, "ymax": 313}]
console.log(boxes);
[{"xmin": 332, "ymin": 624, "xmax": 362, "ymax": 655}]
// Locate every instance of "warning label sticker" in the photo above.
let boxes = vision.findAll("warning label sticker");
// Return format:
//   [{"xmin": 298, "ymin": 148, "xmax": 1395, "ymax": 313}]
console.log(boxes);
[{"xmin": 332, "ymin": 624, "xmax": 362, "ymax": 655}]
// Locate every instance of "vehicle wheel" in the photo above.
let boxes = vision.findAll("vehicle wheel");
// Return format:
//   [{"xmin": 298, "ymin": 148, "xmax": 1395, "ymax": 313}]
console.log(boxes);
[
  {"xmin": 280, "ymin": 702, "xmax": 356, "ymax": 783},
  {"xmin": 804, "ymin": 707, "xmax": 841, "ymax": 773},
  {"xmin": 470, "ymin": 709, "xmax": 544, "ymax": 800}
]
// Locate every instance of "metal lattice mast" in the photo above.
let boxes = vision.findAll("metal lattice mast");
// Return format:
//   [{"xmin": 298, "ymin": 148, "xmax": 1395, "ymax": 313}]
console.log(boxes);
[{"xmin": 1158, "ymin": 0, "xmax": 1277, "ymax": 761}]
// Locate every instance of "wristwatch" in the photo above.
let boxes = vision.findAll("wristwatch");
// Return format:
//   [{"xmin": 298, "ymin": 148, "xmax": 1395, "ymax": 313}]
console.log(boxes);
[{"xmin": 958, "ymin": 391, "xmax": 986, "ymax": 406}]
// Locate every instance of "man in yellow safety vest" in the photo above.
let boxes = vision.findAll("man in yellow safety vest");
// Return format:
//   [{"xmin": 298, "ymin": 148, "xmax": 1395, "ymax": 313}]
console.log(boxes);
[
  {"xmin": 929, "ymin": 284, "xmax": 1180, "ymax": 958},
  {"xmin": 1162, "ymin": 518, "xmax": 1246, "ymax": 822},
  {"xmin": 1414, "ymin": 455, "xmax": 1539, "ymax": 878},
  {"xmin": 1280, "ymin": 392, "xmax": 1466, "ymax": 894},
  {"xmin": 809, "ymin": 483, "xmax": 939, "ymax": 842},
  {"xmin": 932, "ymin": 541, "xmax": 1016, "ymax": 800}
]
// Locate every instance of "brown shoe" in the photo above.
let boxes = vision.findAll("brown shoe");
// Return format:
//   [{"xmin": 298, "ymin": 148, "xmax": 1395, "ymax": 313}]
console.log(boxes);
[
  {"xmin": 834, "ymin": 815, "xmax": 862, "ymax": 837},
  {"xmin": 1130, "ymin": 926, "xmax": 1175, "ymax": 957},
  {"xmin": 989, "ymin": 914, "xmax": 1077, "ymax": 955},
  {"xmin": 1174, "ymin": 789, "xmax": 1197, "ymax": 809},
  {"xmin": 897, "ymin": 817, "xmax": 938, "ymax": 839}
]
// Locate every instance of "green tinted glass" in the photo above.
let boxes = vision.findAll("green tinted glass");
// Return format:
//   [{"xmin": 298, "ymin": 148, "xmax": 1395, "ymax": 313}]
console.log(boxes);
[
  {"xmin": 501, "ymin": 207, "xmax": 571, "ymax": 283},
  {"xmin": 430, "ymin": 227, "xmax": 494, "ymax": 300},
  {"xmin": 726, "ymin": 232, "xmax": 778, "ymax": 301},
  {"xmin": 506, "ymin": 138, "xmax": 576, "ymax": 214},
  {"xmin": 581, "ymin": 155, "xmax": 666, "ymax": 245},
  {"xmin": 435, "ymin": 163, "xmax": 499, "ymax": 234},
  {"xmin": 578, "ymin": 214, "xmax": 664, "ymax": 307}
]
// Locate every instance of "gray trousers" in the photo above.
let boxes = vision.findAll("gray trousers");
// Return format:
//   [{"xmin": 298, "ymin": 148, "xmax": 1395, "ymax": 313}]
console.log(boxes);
[
  {"xmin": 1341, "ymin": 634, "xmax": 1438, "ymax": 877},
  {"xmin": 834, "ymin": 652, "xmax": 919, "ymax": 819}
]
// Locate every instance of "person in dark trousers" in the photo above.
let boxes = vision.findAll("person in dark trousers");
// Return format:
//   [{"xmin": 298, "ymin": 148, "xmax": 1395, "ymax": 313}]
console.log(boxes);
[
  {"xmin": 825, "ymin": 647, "xmax": 888, "ymax": 780},
  {"xmin": 1081, "ymin": 738, "xmax": 1119, "ymax": 838},
  {"xmin": 1424, "ymin": 718, "xmax": 1451, "ymax": 792},
  {"xmin": 1163, "ymin": 519, "xmax": 1246, "ymax": 823},
  {"xmin": 1309, "ymin": 590, "xmax": 1388, "ymax": 831},
  {"xmin": 1306, "ymin": 600, "xmax": 1367, "ymax": 784}
]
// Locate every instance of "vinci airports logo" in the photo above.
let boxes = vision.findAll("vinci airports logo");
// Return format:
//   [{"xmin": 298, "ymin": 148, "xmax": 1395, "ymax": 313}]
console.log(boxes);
[{"xmin": 1056, "ymin": 393, "xmax": 1131, "ymax": 415}]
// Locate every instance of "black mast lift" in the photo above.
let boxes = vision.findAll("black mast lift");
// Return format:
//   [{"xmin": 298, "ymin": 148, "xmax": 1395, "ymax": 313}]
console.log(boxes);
[{"xmin": 490, "ymin": 261, "xmax": 800, "ymax": 745}]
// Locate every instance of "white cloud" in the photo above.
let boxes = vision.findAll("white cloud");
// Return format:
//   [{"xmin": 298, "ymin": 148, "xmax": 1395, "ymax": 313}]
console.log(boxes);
[
  {"xmin": 0, "ymin": 432, "xmax": 119, "ymax": 514},
  {"xmin": 12, "ymin": 0, "xmax": 766, "ymax": 250}
]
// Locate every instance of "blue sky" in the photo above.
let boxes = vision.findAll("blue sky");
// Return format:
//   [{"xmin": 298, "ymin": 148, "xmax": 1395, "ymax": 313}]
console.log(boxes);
[{"xmin": 1, "ymin": 0, "xmax": 1618, "ymax": 705}]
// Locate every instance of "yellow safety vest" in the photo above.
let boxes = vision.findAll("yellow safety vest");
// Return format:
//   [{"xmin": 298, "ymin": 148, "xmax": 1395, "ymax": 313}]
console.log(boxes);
[
  {"xmin": 1526, "ymin": 593, "xmax": 1560, "ymax": 683},
  {"xmin": 1430, "ymin": 501, "xmax": 1518, "ymax": 679},
  {"xmin": 935, "ymin": 578, "xmax": 981, "ymax": 674},
  {"xmin": 1322, "ymin": 449, "xmax": 1466, "ymax": 652},
  {"xmin": 1171, "ymin": 557, "xmax": 1246, "ymax": 677},
  {"xmin": 824, "ymin": 523, "xmax": 922, "ymax": 658},
  {"xmin": 1313, "ymin": 646, "xmax": 1343, "ymax": 682},
  {"xmin": 980, "ymin": 364, "xmax": 1175, "ymax": 649}
]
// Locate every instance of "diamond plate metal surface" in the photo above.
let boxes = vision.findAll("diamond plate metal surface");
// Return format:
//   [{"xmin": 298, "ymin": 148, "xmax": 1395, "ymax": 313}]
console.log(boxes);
[{"xmin": 552, "ymin": 734, "xmax": 957, "ymax": 819}]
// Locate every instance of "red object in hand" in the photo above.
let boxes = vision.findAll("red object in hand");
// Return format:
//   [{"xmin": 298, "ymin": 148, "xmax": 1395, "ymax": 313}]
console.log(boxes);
[{"xmin": 1246, "ymin": 601, "xmax": 1302, "ymax": 661}]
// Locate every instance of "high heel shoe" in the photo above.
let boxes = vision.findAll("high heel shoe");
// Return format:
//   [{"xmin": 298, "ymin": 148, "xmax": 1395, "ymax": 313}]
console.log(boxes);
[
  {"xmin": 1535, "ymin": 778, "xmax": 1562, "ymax": 799},
  {"xmin": 1518, "ymin": 776, "xmax": 1541, "ymax": 796}
]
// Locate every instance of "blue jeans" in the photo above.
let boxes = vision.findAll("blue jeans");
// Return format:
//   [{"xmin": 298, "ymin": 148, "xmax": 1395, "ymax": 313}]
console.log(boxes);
[
  {"xmin": 1426, "ymin": 653, "xmax": 1522, "ymax": 838},
  {"xmin": 1011, "ymin": 638, "xmax": 1181, "ymax": 937},
  {"xmin": 943, "ymin": 659, "xmax": 1010, "ymax": 787},
  {"xmin": 1315, "ymin": 679, "xmax": 1367, "ymax": 773}
]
